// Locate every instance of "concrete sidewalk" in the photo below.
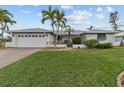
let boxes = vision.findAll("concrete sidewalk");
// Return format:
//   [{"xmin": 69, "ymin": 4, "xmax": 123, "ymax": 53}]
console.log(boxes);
[{"xmin": 0, "ymin": 48, "xmax": 39, "ymax": 69}]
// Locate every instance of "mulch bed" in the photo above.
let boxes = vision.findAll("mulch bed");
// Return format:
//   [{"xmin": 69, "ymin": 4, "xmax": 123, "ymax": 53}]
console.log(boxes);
[
  {"xmin": 41, "ymin": 47, "xmax": 73, "ymax": 51},
  {"xmin": 114, "ymin": 46, "xmax": 124, "ymax": 48}
]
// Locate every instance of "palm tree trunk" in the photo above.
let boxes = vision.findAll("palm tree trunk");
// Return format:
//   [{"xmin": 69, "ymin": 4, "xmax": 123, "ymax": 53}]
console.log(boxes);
[
  {"xmin": 59, "ymin": 28, "xmax": 63, "ymax": 44},
  {"xmin": 1, "ymin": 30, "xmax": 5, "ymax": 47},
  {"xmin": 51, "ymin": 24, "xmax": 56, "ymax": 48},
  {"xmin": 68, "ymin": 32, "xmax": 71, "ymax": 44},
  {"xmin": 55, "ymin": 23, "xmax": 60, "ymax": 48}
]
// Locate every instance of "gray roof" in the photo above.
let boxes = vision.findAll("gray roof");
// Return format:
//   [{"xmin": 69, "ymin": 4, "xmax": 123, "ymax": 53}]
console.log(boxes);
[
  {"xmin": 58, "ymin": 30, "xmax": 84, "ymax": 35},
  {"xmin": 60, "ymin": 30, "xmax": 117, "ymax": 35},
  {"xmin": 7, "ymin": 28, "xmax": 51, "ymax": 33},
  {"xmin": 7, "ymin": 28, "xmax": 117, "ymax": 34}
]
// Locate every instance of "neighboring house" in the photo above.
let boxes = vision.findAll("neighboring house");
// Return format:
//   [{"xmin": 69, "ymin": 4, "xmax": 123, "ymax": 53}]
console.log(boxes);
[{"xmin": 5, "ymin": 28, "xmax": 117, "ymax": 48}]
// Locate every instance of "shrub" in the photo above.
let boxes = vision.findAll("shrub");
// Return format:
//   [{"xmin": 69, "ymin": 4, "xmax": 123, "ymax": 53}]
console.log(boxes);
[
  {"xmin": 85, "ymin": 39, "xmax": 99, "ymax": 48},
  {"xmin": 64, "ymin": 40, "xmax": 73, "ymax": 47},
  {"xmin": 95, "ymin": 43, "xmax": 113, "ymax": 49},
  {"xmin": 0, "ymin": 41, "xmax": 3, "ymax": 47},
  {"xmin": 64, "ymin": 40, "xmax": 69, "ymax": 44},
  {"xmin": 72, "ymin": 37, "xmax": 82, "ymax": 44}
]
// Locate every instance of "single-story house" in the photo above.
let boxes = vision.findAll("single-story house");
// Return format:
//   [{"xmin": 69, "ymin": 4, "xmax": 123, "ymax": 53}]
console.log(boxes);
[{"xmin": 5, "ymin": 28, "xmax": 117, "ymax": 48}]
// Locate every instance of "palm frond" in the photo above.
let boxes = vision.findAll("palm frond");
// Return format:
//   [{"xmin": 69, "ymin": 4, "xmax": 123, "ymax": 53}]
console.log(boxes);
[{"xmin": 41, "ymin": 17, "xmax": 49, "ymax": 24}]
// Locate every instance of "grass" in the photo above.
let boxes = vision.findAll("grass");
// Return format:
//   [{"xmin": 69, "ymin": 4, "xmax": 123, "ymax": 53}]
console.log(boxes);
[
  {"xmin": 0, "ymin": 41, "xmax": 4, "ymax": 48},
  {"xmin": 0, "ymin": 48, "xmax": 124, "ymax": 87}
]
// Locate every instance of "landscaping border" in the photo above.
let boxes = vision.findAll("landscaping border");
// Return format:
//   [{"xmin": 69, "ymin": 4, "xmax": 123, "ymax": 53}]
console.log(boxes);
[{"xmin": 117, "ymin": 71, "xmax": 124, "ymax": 87}]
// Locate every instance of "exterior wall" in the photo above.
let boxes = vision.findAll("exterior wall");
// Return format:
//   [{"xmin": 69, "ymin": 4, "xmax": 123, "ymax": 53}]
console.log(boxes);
[
  {"xmin": 61, "ymin": 35, "xmax": 80, "ymax": 43},
  {"xmin": 105, "ymin": 34, "xmax": 115, "ymax": 44},
  {"xmin": 60, "ymin": 33, "xmax": 116, "ymax": 48},
  {"xmin": 5, "ymin": 37, "xmax": 16, "ymax": 47},
  {"xmin": 86, "ymin": 34, "xmax": 97, "ymax": 40},
  {"xmin": 114, "ymin": 36, "xmax": 124, "ymax": 46},
  {"xmin": 85, "ymin": 33, "xmax": 115, "ymax": 45},
  {"xmin": 5, "ymin": 33, "xmax": 54, "ymax": 48}
]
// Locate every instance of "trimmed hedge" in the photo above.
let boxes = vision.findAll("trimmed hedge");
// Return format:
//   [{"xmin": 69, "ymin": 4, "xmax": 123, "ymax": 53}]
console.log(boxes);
[
  {"xmin": 85, "ymin": 39, "xmax": 99, "ymax": 48},
  {"xmin": 95, "ymin": 43, "xmax": 113, "ymax": 49},
  {"xmin": 72, "ymin": 37, "xmax": 82, "ymax": 44}
]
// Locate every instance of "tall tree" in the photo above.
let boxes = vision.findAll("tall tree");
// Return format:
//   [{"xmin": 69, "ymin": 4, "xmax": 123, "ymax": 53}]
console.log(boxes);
[
  {"xmin": 0, "ymin": 9, "xmax": 16, "ymax": 38},
  {"xmin": 109, "ymin": 11, "xmax": 119, "ymax": 31},
  {"xmin": 54, "ymin": 9, "xmax": 67, "ymax": 46},
  {"xmin": 64, "ymin": 25, "xmax": 74, "ymax": 45},
  {"xmin": 41, "ymin": 6, "xmax": 56, "ymax": 47},
  {"xmin": 59, "ymin": 22, "xmax": 66, "ymax": 43}
]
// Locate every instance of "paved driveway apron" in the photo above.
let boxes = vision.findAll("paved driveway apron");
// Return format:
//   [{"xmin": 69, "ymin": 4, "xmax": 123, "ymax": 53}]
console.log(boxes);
[{"xmin": 0, "ymin": 48, "xmax": 39, "ymax": 69}]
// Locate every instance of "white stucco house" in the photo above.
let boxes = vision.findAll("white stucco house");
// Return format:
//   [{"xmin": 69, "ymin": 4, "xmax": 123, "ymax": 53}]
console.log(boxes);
[
  {"xmin": 5, "ymin": 28, "xmax": 54, "ymax": 48},
  {"xmin": 5, "ymin": 28, "xmax": 118, "ymax": 48}
]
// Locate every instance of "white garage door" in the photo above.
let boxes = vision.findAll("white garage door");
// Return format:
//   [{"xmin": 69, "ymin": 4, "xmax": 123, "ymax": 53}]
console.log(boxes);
[{"xmin": 16, "ymin": 35, "xmax": 47, "ymax": 47}]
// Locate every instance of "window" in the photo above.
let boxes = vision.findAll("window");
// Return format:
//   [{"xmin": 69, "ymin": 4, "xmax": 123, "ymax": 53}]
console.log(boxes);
[
  {"xmin": 35, "ymin": 35, "xmax": 38, "ymax": 37},
  {"xmin": 21, "ymin": 35, "xmax": 24, "ymax": 37},
  {"xmin": 32, "ymin": 35, "xmax": 34, "ymax": 37},
  {"xmin": 39, "ymin": 35, "xmax": 41, "ymax": 37},
  {"xmin": 25, "ymin": 35, "xmax": 27, "ymax": 37},
  {"xmin": 18, "ymin": 35, "xmax": 20, "ymax": 37},
  {"xmin": 115, "ymin": 36, "xmax": 122, "ymax": 42},
  {"xmin": 42, "ymin": 35, "xmax": 45, "ymax": 37},
  {"xmin": 97, "ymin": 34, "xmax": 106, "ymax": 41}
]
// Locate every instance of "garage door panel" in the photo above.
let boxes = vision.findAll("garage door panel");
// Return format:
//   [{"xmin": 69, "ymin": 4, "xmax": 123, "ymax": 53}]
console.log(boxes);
[{"xmin": 17, "ymin": 37, "xmax": 47, "ymax": 47}]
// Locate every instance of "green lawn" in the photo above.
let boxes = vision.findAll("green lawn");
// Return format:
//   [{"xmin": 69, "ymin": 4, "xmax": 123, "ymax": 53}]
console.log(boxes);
[{"xmin": 0, "ymin": 48, "xmax": 124, "ymax": 87}]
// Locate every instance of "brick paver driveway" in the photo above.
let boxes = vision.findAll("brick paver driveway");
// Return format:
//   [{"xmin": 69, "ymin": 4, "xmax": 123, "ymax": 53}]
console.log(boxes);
[{"xmin": 0, "ymin": 48, "xmax": 39, "ymax": 69}]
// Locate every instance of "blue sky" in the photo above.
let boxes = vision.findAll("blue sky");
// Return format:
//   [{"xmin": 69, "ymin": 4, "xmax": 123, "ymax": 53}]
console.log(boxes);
[{"xmin": 0, "ymin": 5, "xmax": 124, "ymax": 30}]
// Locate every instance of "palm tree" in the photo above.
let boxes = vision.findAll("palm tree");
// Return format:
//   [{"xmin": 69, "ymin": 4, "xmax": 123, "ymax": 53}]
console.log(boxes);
[
  {"xmin": 54, "ymin": 9, "xmax": 67, "ymax": 46},
  {"xmin": 54, "ymin": 19, "xmax": 66, "ymax": 44},
  {"xmin": 109, "ymin": 11, "xmax": 119, "ymax": 31},
  {"xmin": 58, "ymin": 22, "xmax": 66, "ymax": 43},
  {"xmin": 41, "ymin": 6, "xmax": 56, "ymax": 47},
  {"xmin": 0, "ymin": 9, "xmax": 16, "ymax": 47},
  {"xmin": 64, "ymin": 25, "xmax": 74, "ymax": 45}
]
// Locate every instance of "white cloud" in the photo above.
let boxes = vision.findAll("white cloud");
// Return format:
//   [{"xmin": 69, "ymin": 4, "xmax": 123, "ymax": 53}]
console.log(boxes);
[
  {"xmin": 66, "ymin": 10, "xmax": 92, "ymax": 25},
  {"xmin": 73, "ymin": 10, "xmax": 93, "ymax": 17},
  {"xmin": 18, "ymin": 10, "xmax": 32, "ymax": 14},
  {"xmin": 97, "ymin": 7, "xmax": 103, "ymax": 12},
  {"xmin": 37, "ymin": 12, "xmax": 42, "ymax": 16},
  {"xmin": 89, "ymin": 8, "xmax": 92, "ymax": 11},
  {"xmin": 61, "ymin": 5, "xmax": 73, "ymax": 10},
  {"xmin": 66, "ymin": 15, "xmax": 87, "ymax": 22},
  {"xmin": 106, "ymin": 6, "xmax": 114, "ymax": 12},
  {"xmin": 96, "ymin": 14, "xmax": 104, "ymax": 19}
]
